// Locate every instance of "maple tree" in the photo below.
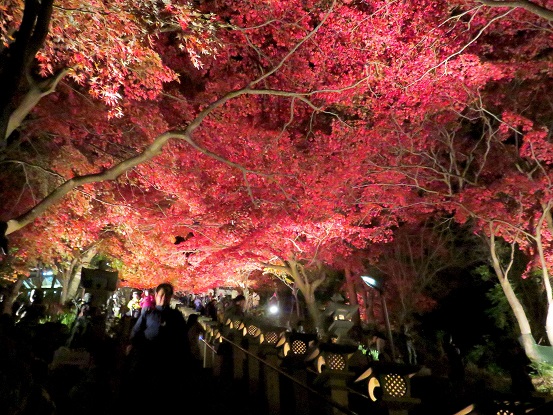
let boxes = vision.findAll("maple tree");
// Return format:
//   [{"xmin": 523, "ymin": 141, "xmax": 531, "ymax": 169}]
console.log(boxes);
[
  {"xmin": 365, "ymin": 218, "xmax": 487, "ymax": 329},
  {"xmin": 349, "ymin": 1, "xmax": 553, "ymax": 361},
  {"xmin": 2, "ymin": 0, "xmax": 410, "ymax": 285},
  {"xmin": 1, "ymin": 0, "xmax": 553, "ymax": 365}
]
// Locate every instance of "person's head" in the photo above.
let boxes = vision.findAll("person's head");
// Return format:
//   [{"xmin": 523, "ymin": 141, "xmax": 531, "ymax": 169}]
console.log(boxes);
[
  {"xmin": 132, "ymin": 291, "xmax": 140, "ymax": 299},
  {"xmin": 144, "ymin": 289, "xmax": 152, "ymax": 296},
  {"xmin": 187, "ymin": 313, "xmax": 199, "ymax": 325},
  {"xmin": 155, "ymin": 283, "xmax": 174, "ymax": 307},
  {"xmin": 83, "ymin": 292, "xmax": 93, "ymax": 304},
  {"xmin": 233, "ymin": 294, "xmax": 246, "ymax": 308}
]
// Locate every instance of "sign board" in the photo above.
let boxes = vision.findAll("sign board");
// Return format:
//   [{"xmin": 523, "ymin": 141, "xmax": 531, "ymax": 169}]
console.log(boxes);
[{"xmin": 80, "ymin": 268, "xmax": 118, "ymax": 291}]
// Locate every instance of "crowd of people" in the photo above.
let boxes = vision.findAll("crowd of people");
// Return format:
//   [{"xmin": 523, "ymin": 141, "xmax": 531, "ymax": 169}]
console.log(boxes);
[
  {"xmin": 2, "ymin": 283, "xmax": 530, "ymax": 415},
  {"xmin": 0, "ymin": 283, "xmax": 251, "ymax": 415}
]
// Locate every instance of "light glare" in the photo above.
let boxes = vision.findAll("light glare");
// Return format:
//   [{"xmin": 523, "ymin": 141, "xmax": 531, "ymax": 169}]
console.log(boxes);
[{"xmin": 361, "ymin": 275, "xmax": 377, "ymax": 287}]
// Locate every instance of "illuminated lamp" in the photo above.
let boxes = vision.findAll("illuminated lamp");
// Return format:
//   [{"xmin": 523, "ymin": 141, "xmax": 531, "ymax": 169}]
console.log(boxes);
[
  {"xmin": 258, "ymin": 325, "xmax": 288, "ymax": 353},
  {"xmin": 309, "ymin": 341, "xmax": 358, "ymax": 413},
  {"xmin": 204, "ymin": 324, "xmax": 219, "ymax": 343},
  {"xmin": 212, "ymin": 331, "xmax": 225, "ymax": 353},
  {"xmin": 200, "ymin": 318, "xmax": 219, "ymax": 340},
  {"xmin": 245, "ymin": 322, "xmax": 262, "ymax": 338},
  {"xmin": 488, "ymin": 399, "xmax": 541, "ymax": 415},
  {"xmin": 282, "ymin": 333, "xmax": 316, "ymax": 357},
  {"xmin": 260, "ymin": 329, "xmax": 283, "ymax": 346},
  {"xmin": 241, "ymin": 317, "xmax": 266, "ymax": 340},
  {"xmin": 310, "ymin": 342, "xmax": 358, "ymax": 374},
  {"xmin": 355, "ymin": 362, "xmax": 421, "ymax": 415},
  {"xmin": 452, "ymin": 398, "xmax": 547, "ymax": 415},
  {"xmin": 225, "ymin": 316, "xmax": 245, "ymax": 332},
  {"xmin": 278, "ymin": 332, "xmax": 318, "ymax": 370}
]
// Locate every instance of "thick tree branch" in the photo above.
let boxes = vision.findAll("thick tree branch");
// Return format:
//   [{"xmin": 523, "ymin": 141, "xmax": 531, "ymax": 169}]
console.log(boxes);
[
  {"xmin": 478, "ymin": 0, "xmax": 553, "ymax": 20},
  {"xmin": 7, "ymin": 68, "xmax": 70, "ymax": 139},
  {"xmin": 6, "ymin": 131, "xmax": 172, "ymax": 235},
  {"xmin": 0, "ymin": 0, "xmax": 54, "ymax": 147}
]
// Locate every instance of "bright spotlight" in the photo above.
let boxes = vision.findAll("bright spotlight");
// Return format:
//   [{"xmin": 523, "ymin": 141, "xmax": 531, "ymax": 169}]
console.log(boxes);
[
  {"xmin": 269, "ymin": 304, "xmax": 279, "ymax": 314},
  {"xmin": 361, "ymin": 275, "xmax": 381, "ymax": 291}
]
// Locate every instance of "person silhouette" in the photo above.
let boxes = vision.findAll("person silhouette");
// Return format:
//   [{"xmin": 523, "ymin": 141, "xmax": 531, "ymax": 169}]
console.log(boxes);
[
  {"xmin": 121, "ymin": 283, "xmax": 188, "ymax": 411},
  {"xmin": 16, "ymin": 289, "xmax": 47, "ymax": 326}
]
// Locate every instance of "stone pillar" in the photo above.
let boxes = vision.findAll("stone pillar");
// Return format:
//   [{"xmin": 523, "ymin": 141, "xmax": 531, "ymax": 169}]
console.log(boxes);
[
  {"xmin": 233, "ymin": 343, "xmax": 245, "ymax": 380},
  {"xmin": 292, "ymin": 369, "xmax": 310, "ymax": 415},
  {"xmin": 247, "ymin": 342, "xmax": 261, "ymax": 394},
  {"xmin": 262, "ymin": 350, "xmax": 281, "ymax": 415},
  {"xmin": 327, "ymin": 372, "xmax": 353, "ymax": 415}
]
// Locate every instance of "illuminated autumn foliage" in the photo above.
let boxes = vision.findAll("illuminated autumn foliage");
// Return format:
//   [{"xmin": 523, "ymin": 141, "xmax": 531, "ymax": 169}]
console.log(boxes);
[{"xmin": 2, "ymin": 0, "xmax": 553, "ymax": 360}]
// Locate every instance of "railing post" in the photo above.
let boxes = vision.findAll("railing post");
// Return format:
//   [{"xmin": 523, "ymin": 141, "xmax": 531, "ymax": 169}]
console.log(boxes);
[
  {"xmin": 257, "ymin": 325, "xmax": 287, "ymax": 415},
  {"xmin": 263, "ymin": 353, "xmax": 281, "ymax": 415},
  {"xmin": 223, "ymin": 317, "xmax": 246, "ymax": 380},
  {"xmin": 213, "ymin": 348, "xmax": 224, "ymax": 377},
  {"xmin": 200, "ymin": 320, "xmax": 220, "ymax": 375},
  {"xmin": 311, "ymin": 343, "xmax": 359, "ymax": 415},
  {"xmin": 200, "ymin": 320, "xmax": 219, "ymax": 370},
  {"xmin": 247, "ymin": 341, "xmax": 261, "ymax": 394},
  {"xmin": 327, "ymin": 372, "xmax": 352, "ymax": 415},
  {"xmin": 291, "ymin": 369, "xmax": 311, "ymax": 415},
  {"xmin": 233, "ymin": 342, "xmax": 246, "ymax": 380},
  {"xmin": 278, "ymin": 332, "xmax": 318, "ymax": 415}
]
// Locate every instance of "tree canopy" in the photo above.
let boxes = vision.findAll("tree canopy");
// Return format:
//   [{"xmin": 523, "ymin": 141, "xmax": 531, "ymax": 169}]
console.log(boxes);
[{"xmin": 2, "ymin": 0, "xmax": 553, "ymax": 358}]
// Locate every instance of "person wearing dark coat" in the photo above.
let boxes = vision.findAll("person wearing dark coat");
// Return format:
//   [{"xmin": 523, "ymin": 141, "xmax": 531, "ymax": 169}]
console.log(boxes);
[
  {"xmin": 223, "ymin": 294, "xmax": 246, "ymax": 323},
  {"xmin": 205, "ymin": 298, "xmax": 218, "ymax": 321},
  {"xmin": 121, "ymin": 283, "xmax": 188, "ymax": 411}
]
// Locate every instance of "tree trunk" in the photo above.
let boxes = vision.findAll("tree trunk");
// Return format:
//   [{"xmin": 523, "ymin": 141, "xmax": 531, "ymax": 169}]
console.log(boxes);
[
  {"xmin": 489, "ymin": 232, "xmax": 541, "ymax": 361},
  {"xmin": 1, "ymin": 275, "xmax": 25, "ymax": 315},
  {"xmin": 536, "ymin": 203, "xmax": 553, "ymax": 345},
  {"xmin": 344, "ymin": 267, "xmax": 360, "ymax": 325},
  {"xmin": 260, "ymin": 258, "xmax": 325, "ymax": 333}
]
